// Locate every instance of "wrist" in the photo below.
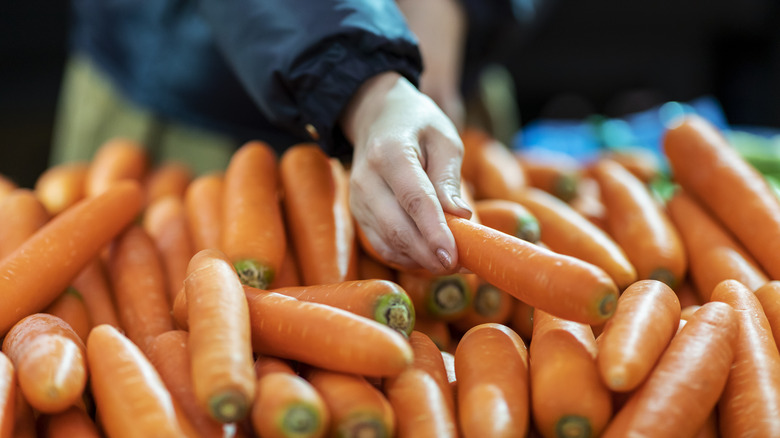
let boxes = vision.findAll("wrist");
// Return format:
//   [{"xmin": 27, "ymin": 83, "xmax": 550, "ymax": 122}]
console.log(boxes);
[{"xmin": 340, "ymin": 71, "xmax": 406, "ymax": 147}]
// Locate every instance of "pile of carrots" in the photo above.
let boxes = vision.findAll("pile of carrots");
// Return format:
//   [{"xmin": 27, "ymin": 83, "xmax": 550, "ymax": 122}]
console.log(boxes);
[{"xmin": 1, "ymin": 113, "xmax": 780, "ymax": 437}]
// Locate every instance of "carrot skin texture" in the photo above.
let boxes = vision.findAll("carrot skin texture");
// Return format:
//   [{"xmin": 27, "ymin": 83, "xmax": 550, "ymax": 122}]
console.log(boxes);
[
  {"xmin": 601, "ymin": 301, "xmax": 738, "ymax": 438},
  {"xmin": 280, "ymin": 144, "xmax": 358, "ymax": 286},
  {"xmin": 530, "ymin": 311, "xmax": 612, "ymax": 438},
  {"xmin": 221, "ymin": 141, "xmax": 286, "ymax": 289},
  {"xmin": 109, "ymin": 225, "xmax": 174, "ymax": 353},
  {"xmin": 461, "ymin": 129, "xmax": 527, "ymax": 200},
  {"xmin": 85, "ymin": 138, "xmax": 148, "ymax": 197},
  {"xmin": 0, "ymin": 352, "xmax": 14, "ymax": 438},
  {"xmin": 246, "ymin": 289, "xmax": 413, "ymax": 377},
  {"xmin": 184, "ymin": 172, "xmax": 223, "ymax": 252},
  {"xmin": 185, "ymin": 250, "xmax": 256, "ymax": 423},
  {"xmin": 70, "ymin": 257, "xmax": 120, "ymax": 328},
  {"xmin": 384, "ymin": 369, "xmax": 457, "ymax": 438},
  {"xmin": 43, "ymin": 287, "xmax": 91, "ymax": 343},
  {"xmin": 597, "ymin": 280, "xmax": 681, "ymax": 392},
  {"xmin": 252, "ymin": 369, "xmax": 329, "ymax": 438},
  {"xmin": 34, "ymin": 162, "xmax": 88, "ymax": 216},
  {"xmin": 755, "ymin": 281, "xmax": 780, "ymax": 352},
  {"xmin": 710, "ymin": 279, "xmax": 780, "ymax": 437},
  {"xmin": 455, "ymin": 323, "xmax": 529, "ymax": 438},
  {"xmin": 0, "ymin": 189, "xmax": 50, "ymax": 260},
  {"xmin": 663, "ymin": 115, "xmax": 780, "ymax": 279},
  {"xmin": 474, "ymin": 199, "xmax": 541, "ymax": 243},
  {"xmin": 446, "ymin": 214, "xmax": 619, "ymax": 325},
  {"xmin": 0, "ymin": 180, "xmax": 143, "ymax": 336}
]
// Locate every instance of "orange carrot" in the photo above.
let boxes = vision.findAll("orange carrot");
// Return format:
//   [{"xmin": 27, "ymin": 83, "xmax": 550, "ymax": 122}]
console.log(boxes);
[
  {"xmin": 85, "ymin": 137, "xmax": 148, "ymax": 197},
  {"xmin": 280, "ymin": 144, "xmax": 358, "ymax": 286},
  {"xmin": 304, "ymin": 368, "xmax": 394, "ymax": 438},
  {"xmin": 755, "ymin": 281, "xmax": 780, "ymax": 352},
  {"xmin": 461, "ymin": 128, "xmax": 527, "ymax": 200},
  {"xmin": 143, "ymin": 161, "xmax": 193, "ymax": 205},
  {"xmin": 33, "ymin": 162, "xmax": 88, "ymax": 216},
  {"xmin": 680, "ymin": 305, "xmax": 701, "ymax": 321},
  {"xmin": 184, "ymin": 172, "xmax": 223, "ymax": 252},
  {"xmin": 252, "ymin": 356, "xmax": 329, "ymax": 438},
  {"xmin": 530, "ymin": 311, "xmax": 612, "ymax": 438},
  {"xmin": 384, "ymin": 369, "xmax": 457, "ymax": 438},
  {"xmin": 515, "ymin": 187, "xmax": 637, "ymax": 290},
  {"xmin": 108, "ymin": 225, "xmax": 174, "ymax": 353},
  {"xmin": 667, "ymin": 189, "xmax": 768, "ymax": 300},
  {"xmin": 600, "ymin": 147, "xmax": 662, "ymax": 184},
  {"xmin": 0, "ymin": 189, "xmax": 50, "ymax": 260},
  {"xmin": 675, "ymin": 279, "xmax": 702, "ymax": 309},
  {"xmin": 446, "ymin": 214, "xmax": 619, "ymax": 325},
  {"xmin": 0, "ymin": 175, "xmax": 15, "ymax": 202},
  {"xmin": 0, "ymin": 353, "xmax": 14, "ymax": 438},
  {"xmin": 516, "ymin": 149, "xmax": 582, "ymax": 202},
  {"xmin": 245, "ymin": 288, "xmax": 413, "ymax": 377},
  {"xmin": 456, "ymin": 323, "xmax": 530, "ymax": 438},
  {"xmin": 269, "ymin": 234, "xmax": 302, "ymax": 289},
  {"xmin": 596, "ymin": 280, "xmax": 681, "ymax": 392},
  {"xmin": 221, "ymin": 141, "xmax": 286, "ymax": 289},
  {"xmin": 592, "ymin": 158, "xmax": 687, "ymax": 288},
  {"xmin": 43, "ymin": 288, "xmax": 91, "ymax": 343},
  {"xmin": 601, "ymin": 301, "xmax": 738, "ymax": 438},
  {"xmin": 568, "ymin": 176, "xmax": 607, "ymax": 231},
  {"xmin": 406, "ymin": 331, "xmax": 456, "ymax": 414},
  {"xmin": 357, "ymin": 249, "xmax": 397, "ymax": 282},
  {"xmin": 38, "ymin": 406, "xmax": 101, "ymax": 438},
  {"xmin": 144, "ymin": 195, "xmax": 196, "ymax": 304},
  {"xmin": 146, "ymin": 330, "xmax": 232, "ymax": 438},
  {"xmin": 412, "ymin": 316, "xmax": 452, "ymax": 352},
  {"xmin": 0, "ymin": 180, "xmax": 143, "ymax": 336},
  {"xmin": 397, "ymin": 271, "xmax": 476, "ymax": 321},
  {"xmin": 509, "ymin": 298, "xmax": 535, "ymax": 342},
  {"xmin": 451, "ymin": 279, "xmax": 516, "ymax": 333},
  {"xmin": 184, "ymin": 249, "xmax": 255, "ymax": 423},
  {"xmin": 1, "ymin": 314, "xmax": 86, "ymax": 414},
  {"xmin": 269, "ymin": 279, "xmax": 415, "ymax": 336},
  {"xmin": 12, "ymin": 389, "xmax": 35, "ymax": 438},
  {"xmin": 663, "ymin": 114, "xmax": 780, "ymax": 279},
  {"xmin": 710, "ymin": 279, "xmax": 780, "ymax": 437},
  {"xmin": 474, "ymin": 199, "xmax": 541, "ymax": 243},
  {"xmin": 70, "ymin": 257, "xmax": 119, "ymax": 328},
  {"xmin": 87, "ymin": 324, "xmax": 187, "ymax": 437}
]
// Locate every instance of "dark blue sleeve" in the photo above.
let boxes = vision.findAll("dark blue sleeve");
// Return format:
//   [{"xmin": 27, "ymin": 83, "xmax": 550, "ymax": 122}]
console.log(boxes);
[{"xmin": 195, "ymin": 0, "xmax": 423, "ymax": 157}]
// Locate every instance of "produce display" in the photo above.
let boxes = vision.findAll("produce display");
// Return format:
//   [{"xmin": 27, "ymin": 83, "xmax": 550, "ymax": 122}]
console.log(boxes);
[{"xmin": 1, "ymin": 113, "xmax": 780, "ymax": 437}]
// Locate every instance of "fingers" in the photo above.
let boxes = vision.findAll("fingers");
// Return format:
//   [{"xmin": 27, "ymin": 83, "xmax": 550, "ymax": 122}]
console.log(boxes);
[{"xmin": 421, "ymin": 127, "xmax": 472, "ymax": 220}]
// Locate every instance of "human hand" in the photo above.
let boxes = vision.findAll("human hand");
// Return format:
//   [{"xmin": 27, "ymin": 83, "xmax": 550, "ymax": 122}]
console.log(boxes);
[{"xmin": 340, "ymin": 72, "xmax": 472, "ymax": 274}]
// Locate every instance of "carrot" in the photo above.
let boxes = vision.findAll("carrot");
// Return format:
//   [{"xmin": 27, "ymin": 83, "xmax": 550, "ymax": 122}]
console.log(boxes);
[
  {"xmin": 108, "ymin": 225, "xmax": 174, "ymax": 353},
  {"xmin": 0, "ymin": 180, "xmax": 142, "ymax": 336},
  {"xmin": 269, "ymin": 234, "xmax": 302, "ymax": 289},
  {"xmin": 245, "ymin": 288, "xmax": 413, "ymax": 377},
  {"xmin": 596, "ymin": 280, "xmax": 681, "ymax": 392},
  {"xmin": 568, "ymin": 176, "xmax": 607, "ymax": 231},
  {"xmin": 184, "ymin": 172, "xmax": 223, "ymax": 252},
  {"xmin": 70, "ymin": 257, "xmax": 119, "ymax": 328},
  {"xmin": 143, "ymin": 161, "xmax": 193, "ymax": 205},
  {"xmin": 43, "ymin": 287, "xmax": 91, "ymax": 343},
  {"xmin": 446, "ymin": 214, "xmax": 619, "ymax": 325},
  {"xmin": 280, "ymin": 144, "xmax": 358, "ymax": 286},
  {"xmin": 509, "ymin": 298, "xmax": 535, "ymax": 342},
  {"xmin": 666, "ymin": 189, "xmax": 768, "ymax": 300},
  {"xmin": 357, "ymin": 249, "xmax": 397, "ymax": 282},
  {"xmin": 85, "ymin": 137, "xmax": 148, "ymax": 197},
  {"xmin": 451, "ymin": 279, "xmax": 516, "ymax": 333},
  {"xmin": 709, "ymin": 279, "xmax": 780, "ymax": 437},
  {"xmin": 461, "ymin": 128, "xmax": 527, "ymax": 200},
  {"xmin": 304, "ymin": 368, "xmax": 394, "ymax": 438},
  {"xmin": 680, "ymin": 305, "xmax": 701, "ymax": 321},
  {"xmin": 11, "ymin": 389, "xmax": 35, "ymax": 438},
  {"xmin": 412, "ymin": 316, "xmax": 452, "ymax": 352},
  {"xmin": 663, "ymin": 115, "xmax": 780, "ymax": 279},
  {"xmin": 696, "ymin": 410, "xmax": 719, "ymax": 438},
  {"xmin": 600, "ymin": 147, "xmax": 662, "ymax": 184},
  {"xmin": 675, "ymin": 279, "xmax": 702, "ymax": 308},
  {"xmin": 530, "ymin": 311, "xmax": 612, "ymax": 438},
  {"xmin": 184, "ymin": 249, "xmax": 256, "ymax": 423},
  {"xmin": 514, "ymin": 187, "xmax": 636, "ymax": 290},
  {"xmin": 456, "ymin": 323, "xmax": 530, "ymax": 438},
  {"xmin": 146, "ymin": 330, "xmax": 233, "ymax": 438},
  {"xmin": 591, "ymin": 158, "xmax": 687, "ymax": 288},
  {"xmin": 440, "ymin": 351, "xmax": 457, "ymax": 387},
  {"xmin": 87, "ymin": 324, "xmax": 187, "ymax": 437},
  {"xmin": 516, "ymin": 149, "xmax": 582, "ymax": 202},
  {"xmin": 144, "ymin": 195, "xmax": 196, "ymax": 304},
  {"xmin": 755, "ymin": 281, "xmax": 780, "ymax": 352},
  {"xmin": 403, "ymin": 331, "xmax": 456, "ymax": 413},
  {"xmin": 1, "ymin": 314, "xmax": 86, "ymax": 414},
  {"xmin": 384, "ymin": 369, "xmax": 457, "ymax": 438},
  {"xmin": 269, "ymin": 279, "xmax": 415, "ymax": 336},
  {"xmin": 474, "ymin": 199, "xmax": 541, "ymax": 243},
  {"xmin": 252, "ymin": 356, "xmax": 329, "ymax": 438},
  {"xmin": 221, "ymin": 141, "xmax": 286, "ymax": 289},
  {"xmin": 601, "ymin": 301, "xmax": 738, "ymax": 438},
  {"xmin": 397, "ymin": 271, "xmax": 476, "ymax": 321},
  {"xmin": 33, "ymin": 162, "xmax": 88, "ymax": 216},
  {"xmin": 0, "ymin": 189, "xmax": 50, "ymax": 260},
  {"xmin": 0, "ymin": 353, "xmax": 13, "ymax": 438},
  {"xmin": 0, "ymin": 174, "xmax": 15, "ymax": 202},
  {"xmin": 38, "ymin": 406, "xmax": 101, "ymax": 438}
]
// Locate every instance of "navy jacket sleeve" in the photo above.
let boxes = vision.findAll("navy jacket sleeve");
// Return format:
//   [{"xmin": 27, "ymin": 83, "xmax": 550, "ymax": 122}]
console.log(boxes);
[{"xmin": 195, "ymin": 0, "xmax": 423, "ymax": 157}]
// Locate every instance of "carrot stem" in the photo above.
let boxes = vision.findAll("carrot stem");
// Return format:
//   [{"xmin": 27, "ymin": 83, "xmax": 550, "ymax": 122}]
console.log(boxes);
[
  {"xmin": 281, "ymin": 405, "xmax": 321, "ymax": 436},
  {"xmin": 208, "ymin": 389, "xmax": 249, "ymax": 424},
  {"xmin": 375, "ymin": 294, "xmax": 414, "ymax": 336},
  {"xmin": 557, "ymin": 415, "xmax": 591, "ymax": 438},
  {"xmin": 234, "ymin": 258, "xmax": 274, "ymax": 290}
]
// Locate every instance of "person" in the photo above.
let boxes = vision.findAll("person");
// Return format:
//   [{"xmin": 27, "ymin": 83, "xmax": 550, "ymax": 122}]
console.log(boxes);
[{"xmin": 52, "ymin": 0, "xmax": 535, "ymax": 275}]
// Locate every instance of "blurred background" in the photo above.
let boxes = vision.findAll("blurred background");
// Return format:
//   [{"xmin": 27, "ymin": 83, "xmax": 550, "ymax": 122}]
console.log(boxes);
[{"xmin": 1, "ymin": 0, "xmax": 778, "ymax": 188}]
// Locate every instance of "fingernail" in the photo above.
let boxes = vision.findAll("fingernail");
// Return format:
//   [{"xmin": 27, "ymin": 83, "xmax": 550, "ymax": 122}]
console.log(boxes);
[
  {"xmin": 452, "ymin": 195, "xmax": 472, "ymax": 215},
  {"xmin": 436, "ymin": 248, "xmax": 453, "ymax": 270}
]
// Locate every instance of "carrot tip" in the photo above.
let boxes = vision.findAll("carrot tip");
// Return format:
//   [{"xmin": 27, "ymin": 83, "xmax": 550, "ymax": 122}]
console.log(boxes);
[
  {"xmin": 516, "ymin": 215, "xmax": 541, "ymax": 243},
  {"xmin": 556, "ymin": 415, "xmax": 592, "ymax": 438},
  {"xmin": 375, "ymin": 294, "xmax": 415, "ymax": 336},
  {"xmin": 473, "ymin": 283, "xmax": 503, "ymax": 317},
  {"xmin": 553, "ymin": 174, "xmax": 579, "ymax": 202},
  {"xmin": 208, "ymin": 389, "xmax": 250, "ymax": 423},
  {"xmin": 281, "ymin": 404, "xmax": 321, "ymax": 437},
  {"xmin": 234, "ymin": 259, "xmax": 274, "ymax": 290},
  {"xmin": 649, "ymin": 267, "xmax": 677, "ymax": 289},
  {"xmin": 340, "ymin": 415, "xmax": 388, "ymax": 438},
  {"xmin": 598, "ymin": 292, "xmax": 618, "ymax": 319},
  {"xmin": 429, "ymin": 275, "xmax": 470, "ymax": 317}
]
